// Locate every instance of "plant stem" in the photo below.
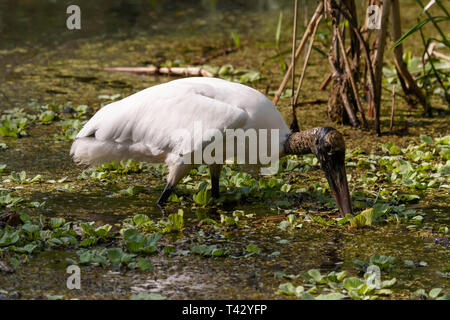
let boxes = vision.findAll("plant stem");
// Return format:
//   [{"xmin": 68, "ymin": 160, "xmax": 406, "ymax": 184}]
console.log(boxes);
[
  {"xmin": 272, "ymin": 1, "xmax": 324, "ymax": 105},
  {"xmin": 290, "ymin": 0, "xmax": 300, "ymax": 132}
]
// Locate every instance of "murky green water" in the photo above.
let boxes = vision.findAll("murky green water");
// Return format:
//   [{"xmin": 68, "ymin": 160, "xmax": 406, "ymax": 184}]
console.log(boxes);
[{"xmin": 0, "ymin": 0, "xmax": 448, "ymax": 300}]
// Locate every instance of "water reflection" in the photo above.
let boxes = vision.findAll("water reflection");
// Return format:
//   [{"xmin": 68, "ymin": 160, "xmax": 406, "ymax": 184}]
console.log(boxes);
[{"xmin": 0, "ymin": 0, "xmax": 306, "ymax": 49}]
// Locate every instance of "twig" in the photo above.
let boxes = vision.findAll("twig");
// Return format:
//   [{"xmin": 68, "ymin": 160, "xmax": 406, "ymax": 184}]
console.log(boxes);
[
  {"xmin": 336, "ymin": 29, "xmax": 368, "ymax": 128},
  {"xmin": 320, "ymin": 73, "xmax": 333, "ymax": 90},
  {"xmin": 424, "ymin": 42, "xmax": 437, "ymax": 63},
  {"xmin": 390, "ymin": 84, "xmax": 395, "ymax": 131},
  {"xmin": 432, "ymin": 50, "xmax": 450, "ymax": 62},
  {"xmin": 327, "ymin": 0, "xmax": 359, "ymax": 128},
  {"xmin": 272, "ymin": 1, "xmax": 324, "ymax": 105},
  {"xmin": 331, "ymin": 0, "xmax": 376, "ymax": 129},
  {"xmin": 320, "ymin": 45, "xmax": 352, "ymax": 91},
  {"xmin": 104, "ymin": 66, "xmax": 214, "ymax": 77},
  {"xmin": 391, "ymin": 0, "xmax": 430, "ymax": 115},
  {"xmin": 290, "ymin": 0, "xmax": 300, "ymax": 132},
  {"xmin": 371, "ymin": 0, "xmax": 391, "ymax": 134},
  {"xmin": 293, "ymin": 14, "xmax": 323, "ymax": 106},
  {"xmin": 294, "ymin": 99, "xmax": 327, "ymax": 107},
  {"xmin": 339, "ymin": 87, "xmax": 359, "ymax": 127},
  {"xmin": 426, "ymin": 42, "xmax": 450, "ymax": 62}
]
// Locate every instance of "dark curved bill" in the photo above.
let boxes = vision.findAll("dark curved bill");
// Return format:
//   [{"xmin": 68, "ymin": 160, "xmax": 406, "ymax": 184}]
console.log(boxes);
[{"xmin": 324, "ymin": 161, "xmax": 352, "ymax": 217}]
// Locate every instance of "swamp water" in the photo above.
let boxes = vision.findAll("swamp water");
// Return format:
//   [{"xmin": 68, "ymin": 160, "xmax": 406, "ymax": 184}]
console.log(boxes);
[{"xmin": 0, "ymin": 0, "xmax": 448, "ymax": 299}]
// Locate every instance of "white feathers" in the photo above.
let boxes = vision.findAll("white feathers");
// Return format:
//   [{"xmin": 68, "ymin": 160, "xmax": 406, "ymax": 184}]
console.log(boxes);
[{"xmin": 70, "ymin": 77, "xmax": 290, "ymax": 168}]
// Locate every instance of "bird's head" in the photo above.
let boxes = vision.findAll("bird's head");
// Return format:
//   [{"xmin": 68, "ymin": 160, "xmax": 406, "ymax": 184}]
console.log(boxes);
[
  {"xmin": 311, "ymin": 127, "xmax": 352, "ymax": 217},
  {"xmin": 285, "ymin": 127, "xmax": 352, "ymax": 216}
]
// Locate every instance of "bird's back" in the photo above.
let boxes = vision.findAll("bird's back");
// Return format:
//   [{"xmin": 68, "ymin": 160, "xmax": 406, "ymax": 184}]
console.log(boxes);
[{"xmin": 71, "ymin": 77, "xmax": 290, "ymax": 167}]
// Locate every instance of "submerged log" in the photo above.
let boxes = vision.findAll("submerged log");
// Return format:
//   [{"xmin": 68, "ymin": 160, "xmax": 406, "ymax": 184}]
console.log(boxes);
[{"xmin": 104, "ymin": 66, "xmax": 214, "ymax": 77}]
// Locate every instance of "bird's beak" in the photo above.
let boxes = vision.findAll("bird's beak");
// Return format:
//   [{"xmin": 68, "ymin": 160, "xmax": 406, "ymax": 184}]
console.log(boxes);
[{"xmin": 322, "ymin": 156, "xmax": 352, "ymax": 217}]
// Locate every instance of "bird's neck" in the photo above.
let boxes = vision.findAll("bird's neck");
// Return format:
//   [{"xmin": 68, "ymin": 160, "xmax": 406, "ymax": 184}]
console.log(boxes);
[{"xmin": 284, "ymin": 128, "xmax": 322, "ymax": 155}]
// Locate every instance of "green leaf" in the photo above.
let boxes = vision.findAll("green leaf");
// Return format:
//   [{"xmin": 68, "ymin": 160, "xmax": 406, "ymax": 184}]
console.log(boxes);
[
  {"xmin": 369, "ymin": 255, "xmax": 396, "ymax": 271},
  {"xmin": 307, "ymin": 269, "xmax": 325, "ymax": 283},
  {"xmin": 376, "ymin": 289, "xmax": 393, "ymax": 296},
  {"xmin": 275, "ymin": 11, "xmax": 283, "ymax": 47},
  {"xmin": 278, "ymin": 220, "xmax": 291, "ymax": 230},
  {"xmin": 49, "ymin": 217, "xmax": 65, "ymax": 229},
  {"xmin": 137, "ymin": 258, "xmax": 153, "ymax": 271},
  {"xmin": 230, "ymin": 31, "xmax": 240, "ymax": 48},
  {"xmin": 80, "ymin": 222, "xmax": 96, "ymax": 237},
  {"xmin": 299, "ymin": 292, "xmax": 316, "ymax": 300},
  {"xmin": 384, "ymin": 142, "xmax": 402, "ymax": 155},
  {"xmin": 22, "ymin": 223, "xmax": 40, "ymax": 234},
  {"xmin": 19, "ymin": 213, "xmax": 31, "ymax": 223},
  {"xmin": 392, "ymin": 16, "xmax": 449, "ymax": 49},
  {"xmin": 193, "ymin": 188, "xmax": 212, "ymax": 206},
  {"xmin": 107, "ymin": 248, "xmax": 124, "ymax": 265},
  {"xmin": 80, "ymin": 237, "xmax": 97, "ymax": 247},
  {"xmin": 211, "ymin": 248, "xmax": 230, "ymax": 257},
  {"xmin": 191, "ymin": 244, "xmax": 210, "ymax": 256},
  {"xmin": 429, "ymin": 288, "xmax": 442, "ymax": 299},
  {"xmin": 439, "ymin": 161, "xmax": 450, "ymax": 176},
  {"xmin": 315, "ymin": 293, "xmax": 346, "ymax": 300},
  {"xmin": 276, "ymin": 282, "xmax": 296, "ymax": 296},
  {"xmin": 14, "ymin": 243, "xmax": 37, "ymax": 254},
  {"xmin": 420, "ymin": 134, "xmax": 433, "ymax": 145},
  {"xmin": 133, "ymin": 214, "xmax": 151, "ymax": 226},
  {"xmin": 343, "ymin": 277, "xmax": 365, "ymax": 291},
  {"xmin": 45, "ymin": 294, "xmax": 64, "ymax": 300},
  {"xmin": 404, "ymin": 260, "xmax": 415, "ymax": 268},
  {"xmin": 95, "ymin": 224, "xmax": 112, "ymax": 238},
  {"xmin": 381, "ymin": 278, "xmax": 397, "ymax": 288},
  {"xmin": 164, "ymin": 209, "xmax": 184, "ymax": 233},
  {"xmin": 246, "ymin": 244, "xmax": 260, "ymax": 255}
]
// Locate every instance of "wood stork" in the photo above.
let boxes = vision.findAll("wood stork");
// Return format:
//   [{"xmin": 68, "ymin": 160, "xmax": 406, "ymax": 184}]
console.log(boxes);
[{"xmin": 70, "ymin": 77, "xmax": 352, "ymax": 216}]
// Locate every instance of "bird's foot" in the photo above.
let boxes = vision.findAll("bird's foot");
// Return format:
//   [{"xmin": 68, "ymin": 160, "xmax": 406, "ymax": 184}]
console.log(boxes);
[{"xmin": 156, "ymin": 201, "xmax": 167, "ymax": 216}]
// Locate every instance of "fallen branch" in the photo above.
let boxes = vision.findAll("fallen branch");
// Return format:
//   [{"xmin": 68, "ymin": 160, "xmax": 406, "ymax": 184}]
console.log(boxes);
[
  {"xmin": 294, "ymin": 99, "xmax": 327, "ymax": 107},
  {"xmin": 104, "ymin": 66, "xmax": 214, "ymax": 78}
]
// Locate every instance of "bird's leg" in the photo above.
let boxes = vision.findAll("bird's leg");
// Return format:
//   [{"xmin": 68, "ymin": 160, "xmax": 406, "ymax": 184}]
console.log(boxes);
[
  {"xmin": 156, "ymin": 164, "xmax": 194, "ymax": 211},
  {"xmin": 209, "ymin": 164, "xmax": 223, "ymax": 198},
  {"xmin": 157, "ymin": 183, "xmax": 174, "ymax": 207}
]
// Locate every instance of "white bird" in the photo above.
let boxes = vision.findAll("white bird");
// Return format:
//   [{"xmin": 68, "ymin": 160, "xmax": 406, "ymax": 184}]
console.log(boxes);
[{"xmin": 70, "ymin": 77, "xmax": 352, "ymax": 216}]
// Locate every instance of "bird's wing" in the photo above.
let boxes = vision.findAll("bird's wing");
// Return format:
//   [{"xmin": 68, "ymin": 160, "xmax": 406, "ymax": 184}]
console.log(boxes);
[{"xmin": 74, "ymin": 81, "xmax": 249, "ymax": 165}]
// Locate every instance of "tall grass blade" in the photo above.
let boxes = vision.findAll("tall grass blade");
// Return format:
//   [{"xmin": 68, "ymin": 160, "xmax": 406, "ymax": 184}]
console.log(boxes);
[{"xmin": 275, "ymin": 12, "xmax": 283, "ymax": 48}]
